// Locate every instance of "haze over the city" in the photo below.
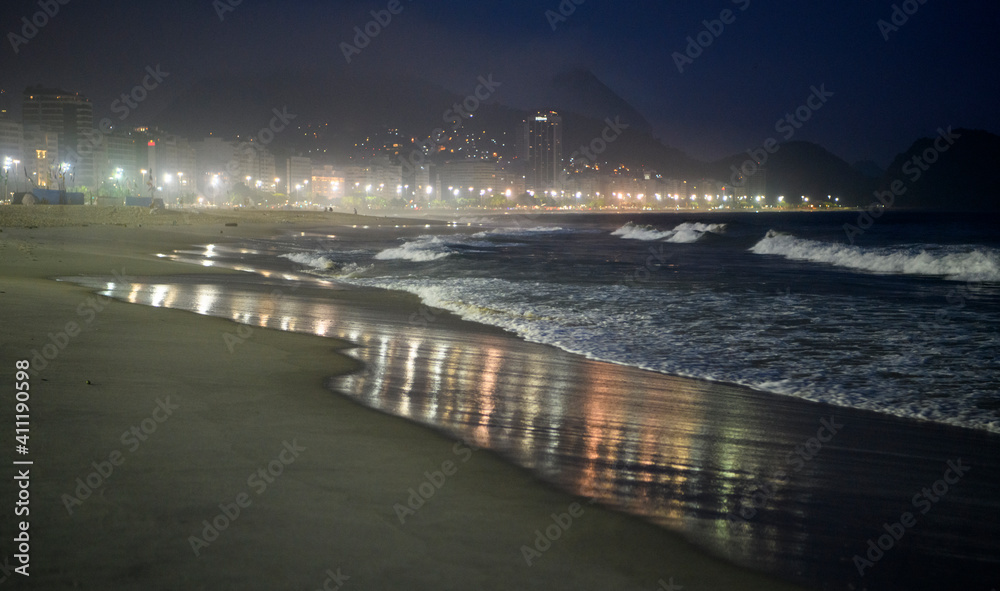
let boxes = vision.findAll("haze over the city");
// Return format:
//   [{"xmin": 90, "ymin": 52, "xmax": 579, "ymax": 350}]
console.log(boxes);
[{"xmin": 3, "ymin": 0, "xmax": 997, "ymax": 167}]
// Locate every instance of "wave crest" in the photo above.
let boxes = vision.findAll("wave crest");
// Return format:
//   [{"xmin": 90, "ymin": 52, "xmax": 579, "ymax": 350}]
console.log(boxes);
[
  {"xmin": 612, "ymin": 221, "xmax": 726, "ymax": 242},
  {"xmin": 280, "ymin": 253, "xmax": 372, "ymax": 277},
  {"xmin": 375, "ymin": 236, "xmax": 453, "ymax": 262},
  {"xmin": 750, "ymin": 232, "xmax": 1000, "ymax": 282}
]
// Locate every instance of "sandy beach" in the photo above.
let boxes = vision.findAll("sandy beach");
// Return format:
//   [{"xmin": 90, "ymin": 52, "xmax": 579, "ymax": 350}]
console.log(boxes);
[{"xmin": 0, "ymin": 206, "xmax": 808, "ymax": 590}]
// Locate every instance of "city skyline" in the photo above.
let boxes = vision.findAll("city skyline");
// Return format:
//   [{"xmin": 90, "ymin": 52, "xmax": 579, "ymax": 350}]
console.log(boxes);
[
  {"xmin": 3, "ymin": 79, "xmax": 996, "ymax": 212},
  {"xmin": 1, "ymin": 0, "xmax": 996, "ymax": 169}
]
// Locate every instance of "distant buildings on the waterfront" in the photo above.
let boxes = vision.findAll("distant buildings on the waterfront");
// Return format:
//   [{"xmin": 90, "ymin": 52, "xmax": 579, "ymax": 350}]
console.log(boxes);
[
  {"xmin": 0, "ymin": 84, "xmax": 821, "ymax": 210},
  {"xmin": 520, "ymin": 110, "xmax": 563, "ymax": 194}
]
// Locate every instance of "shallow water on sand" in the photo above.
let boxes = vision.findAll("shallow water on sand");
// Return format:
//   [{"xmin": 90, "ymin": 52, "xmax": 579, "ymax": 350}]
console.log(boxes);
[{"xmin": 67, "ymin": 270, "xmax": 1000, "ymax": 591}]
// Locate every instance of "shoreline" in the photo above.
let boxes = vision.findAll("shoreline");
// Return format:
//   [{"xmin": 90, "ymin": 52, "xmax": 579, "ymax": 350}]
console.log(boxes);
[
  {"xmin": 67, "ymin": 253, "xmax": 1000, "ymax": 590},
  {"xmin": 0, "ymin": 210, "xmax": 807, "ymax": 590}
]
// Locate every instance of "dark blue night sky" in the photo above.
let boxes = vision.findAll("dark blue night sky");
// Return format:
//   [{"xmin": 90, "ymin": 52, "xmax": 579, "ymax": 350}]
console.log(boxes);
[{"xmin": 2, "ymin": 0, "xmax": 997, "ymax": 166}]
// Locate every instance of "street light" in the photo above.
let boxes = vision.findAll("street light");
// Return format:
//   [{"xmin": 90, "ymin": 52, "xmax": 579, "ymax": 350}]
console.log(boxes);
[{"xmin": 2, "ymin": 157, "xmax": 9, "ymax": 200}]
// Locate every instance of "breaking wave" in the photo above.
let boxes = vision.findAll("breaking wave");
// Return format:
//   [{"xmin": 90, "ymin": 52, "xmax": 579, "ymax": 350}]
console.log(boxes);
[
  {"xmin": 471, "ymin": 226, "xmax": 565, "ymax": 238},
  {"xmin": 750, "ymin": 231, "xmax": 1000, "ymax": 282},
  {"xmin": 373, "ymin": 234, "xmax": 507, "ymax": 262},
  {"xmin": 279, "ymin": 253, "xmax": 372, "ymax": 277},
  {"xmin": 612, "ymin": 221, "xmax": 727, "ymax": 243}
]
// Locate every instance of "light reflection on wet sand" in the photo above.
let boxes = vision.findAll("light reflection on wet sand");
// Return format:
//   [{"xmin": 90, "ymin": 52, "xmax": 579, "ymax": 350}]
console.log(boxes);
[{"xmin": 66, "ymin": 275, "xmax": 1000, "ymax": 591}]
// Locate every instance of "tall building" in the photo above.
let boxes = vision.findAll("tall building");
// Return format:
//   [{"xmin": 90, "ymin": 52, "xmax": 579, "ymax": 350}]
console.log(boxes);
[
  {"xmin": 22, "ymin": 86, "xmax": 95, "ymax": 187},
  {"xmin": 518, "ymin": 110, "xmax": 562, "ymax": 193},
  {"xmin": 439, "ymin": 160, "xmax": 497, "ymax": 194},
  {"xmin": 286, "ymin": 156, "xmax": 313, "ymax": 198},
  {"xmin": 231, "ymin": 140, "xmax": 276, "ymax": 189},
  {"xmin": 363, "ymin": 156, "xmax": 402, "ymax": 195},
  {"xmin": 134, "ymin": 129, "xmax": 197, "ymax": 200},
  {"xmin": 21, "ymin": 125, "xmax": 59, "ymax": 189},
  {"xmin": 97, "ymin": 132, "xmax": 138, "ymax": 181},
  {"xmin": 311, "ymin": 164, "xmax": 344, "ymax": 201},
  {"xmin": 0, "ymin": 115, "xmax": 24, "ymax": 173}
]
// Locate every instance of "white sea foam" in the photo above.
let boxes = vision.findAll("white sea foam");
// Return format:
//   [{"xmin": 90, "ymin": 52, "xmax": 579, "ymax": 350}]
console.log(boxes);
[
  {"xmin": 344, "ymin": 274, "xmax": 999, "ymax": 433},
  {"xmin": 374, "ymin": 236, "xmax": 453, "ymax": 262},
  {"xmin": 279, "ymin": 253, "xmax": 372, "ymax": 277},
  {"xmin": 665, "ymin": 222, "xmax": 728, "ymax": 243},
  {"xmin": 612, "ymin": 221, "xmax": 726, "ymax": 242},
  {"xmin": 612, "ymin": 223, "xmax": 674, "ymax": 241},
  {"xmin": 750, "ymin": 231, "xmax": 1000, "ymax": 282},
  {"xmin": 280, "ymin": 252, "xmax": 338, "ymax": 270},
  {"xmin": 471, "ymin": 226, "xmax": 565, "ymax": 239}
]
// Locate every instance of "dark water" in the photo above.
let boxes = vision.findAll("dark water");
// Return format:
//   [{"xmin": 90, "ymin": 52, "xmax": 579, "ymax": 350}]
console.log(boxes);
[
  {"xmin": 67, "ymin": 210, "xmax": 1000, "ymax": 590},
  {"xmin": 278, "ymin": 211, "xmax": 1000, "ymax": 433}
]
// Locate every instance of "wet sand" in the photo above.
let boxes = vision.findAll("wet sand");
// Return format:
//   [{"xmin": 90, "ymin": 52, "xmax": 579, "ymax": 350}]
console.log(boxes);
[
  {"xmin": 73, "ymin": 269, "xmax": 1000, "ymax": 591},
  {"xmin": 0, "ymin": 209, "xmax": 807, "ymax": 590}
]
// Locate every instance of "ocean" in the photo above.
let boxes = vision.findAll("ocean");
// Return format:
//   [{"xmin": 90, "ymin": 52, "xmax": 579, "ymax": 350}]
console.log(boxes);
[
  {"xmin": 272, "ymin": 210, "xmax": 1000, "ymax": 434},
  {"xmin": 72, "ymin": 209, "xmax": 1000, "ymax": 589}
]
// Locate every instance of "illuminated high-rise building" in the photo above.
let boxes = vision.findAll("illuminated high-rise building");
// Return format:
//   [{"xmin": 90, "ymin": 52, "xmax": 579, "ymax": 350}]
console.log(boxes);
[
  {"xmin": 518, "ymin": 110, "xmax": 562, "ymax": 192},
  {"xmin": 22, "ymin": 86, "xmax": 95, "ymax": 187}
]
